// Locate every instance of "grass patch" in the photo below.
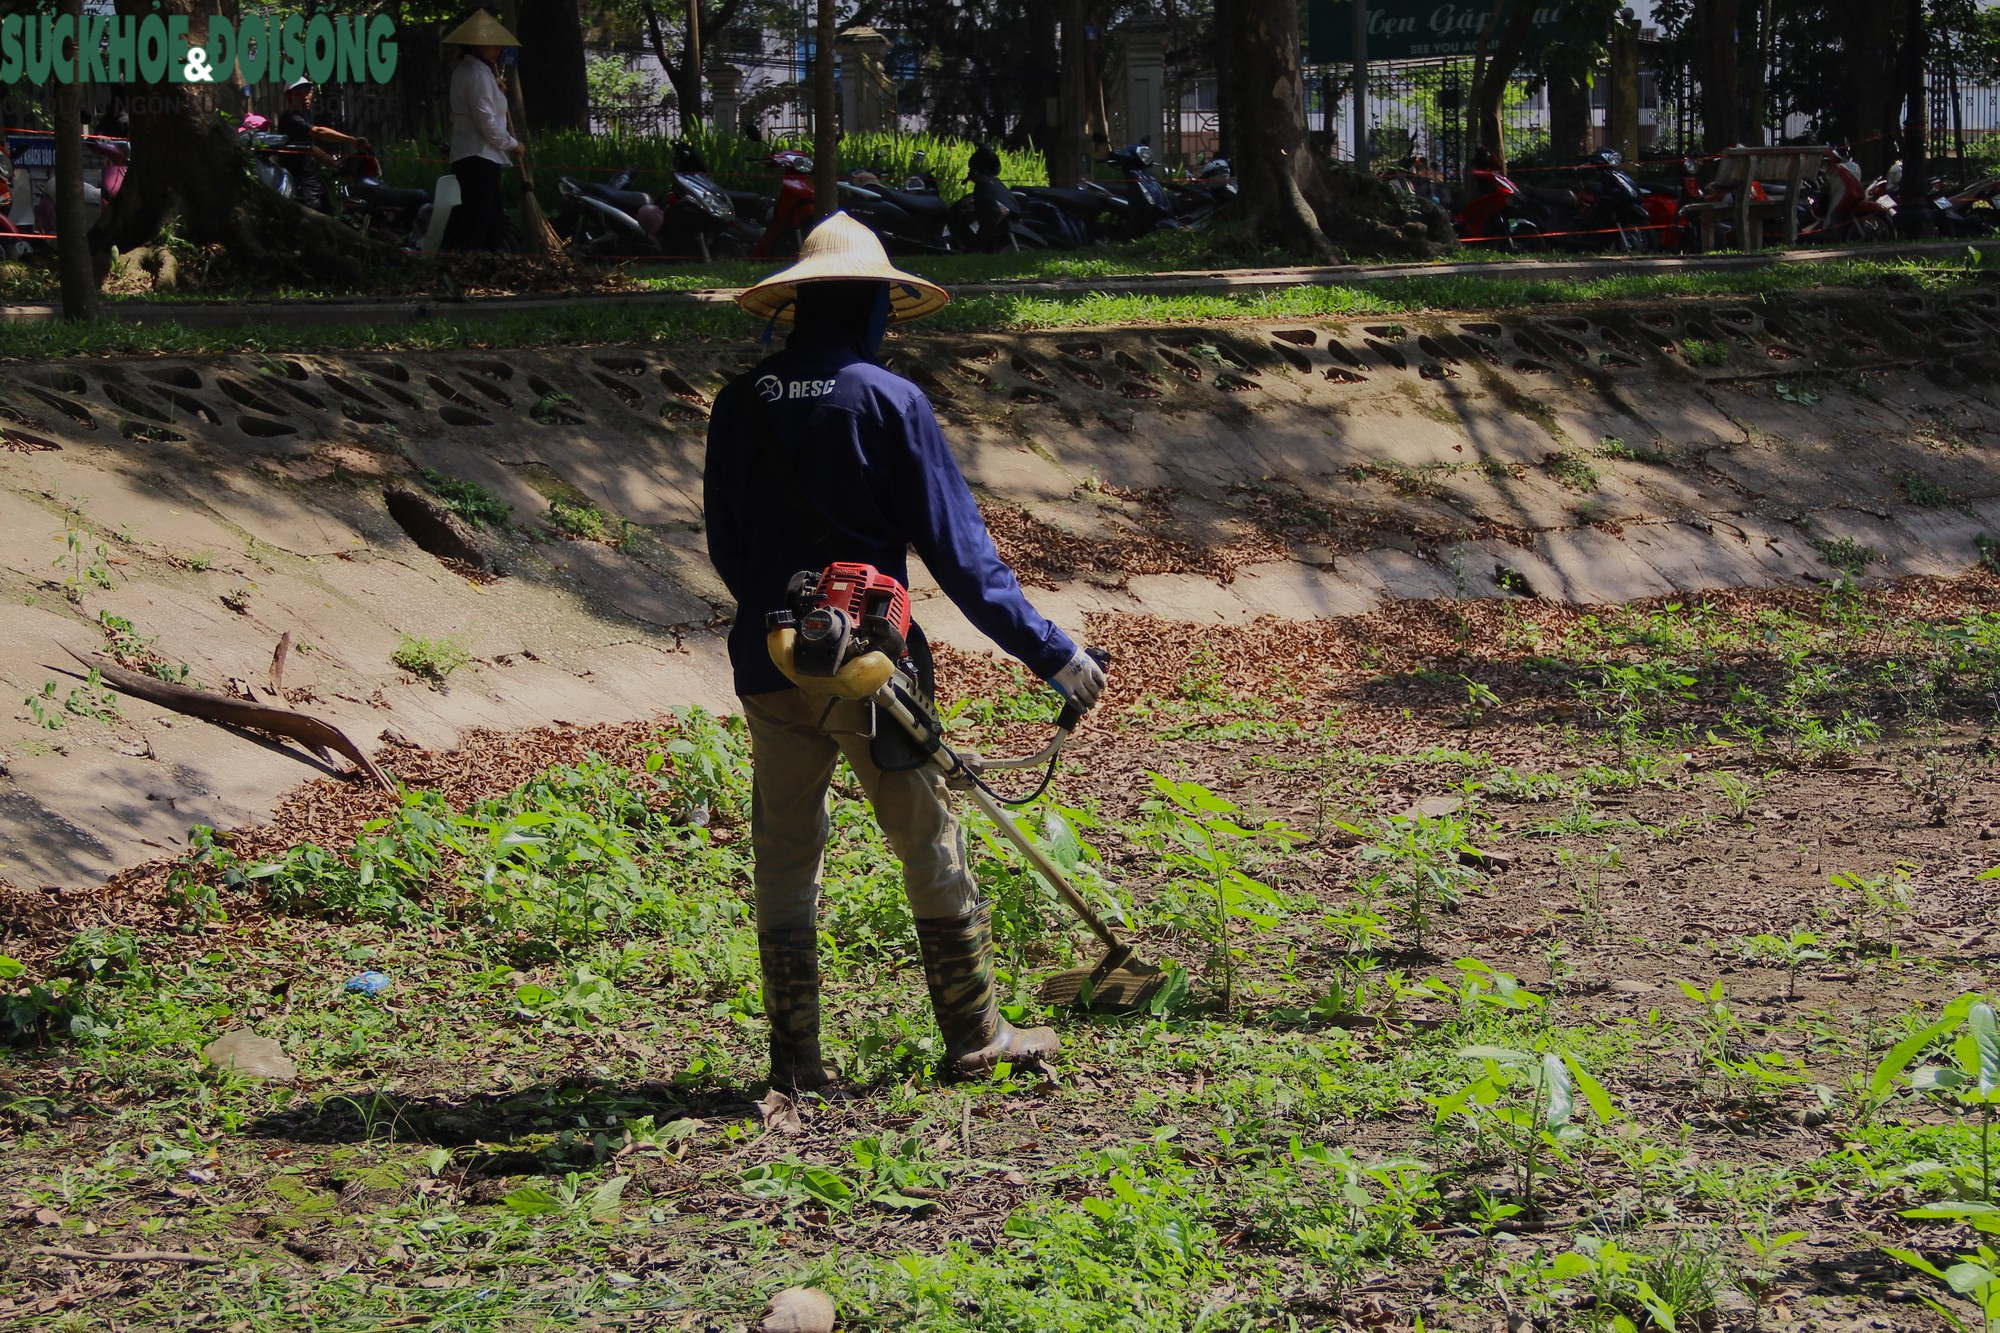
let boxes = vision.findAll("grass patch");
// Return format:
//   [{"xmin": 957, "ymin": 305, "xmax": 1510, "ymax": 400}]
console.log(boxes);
[
  {"xmin": 0, "ymin": 258, "xmax": 1988, "ymax": 361},
  {"xmin": 1897, "ymin": 471, "xmax": 1955, "ymax": 508},
  {"xmin": 1544, "ymin": 450, "xmax": 1602, "ymax": 492},
  {"xmin": 1811, "ymin": 534, "xmax": 1884, "ymax": 577},
  {"xmin": 416, "ymin": 468, "xmax": 513, "ymax": 530},
  {"xmin": 1680, "ymin": 337, "xmax": 1731, "ymax": 366},
  {"xmin": 391, "ymin": 633, "xmax": 472, "ymax": 682}
]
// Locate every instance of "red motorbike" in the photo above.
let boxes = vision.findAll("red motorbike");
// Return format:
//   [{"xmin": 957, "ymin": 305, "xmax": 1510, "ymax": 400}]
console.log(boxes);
[
  {"xmin": 1812, "ymin": 145, "xmax": 1897, "ymax": 243},
  {"xmin": 753, "ymin": 150, "xmax": 817, "ymax": 259},
  {"xmin": 1453, "ymin": 150, "xmax": 1540, "ymax": 250}
]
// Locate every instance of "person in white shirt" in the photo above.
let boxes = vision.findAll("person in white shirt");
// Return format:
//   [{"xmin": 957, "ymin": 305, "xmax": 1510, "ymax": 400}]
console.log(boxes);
[{"xmin": 440, "ymin": 9, "xmax": 522, "ymax": 251}]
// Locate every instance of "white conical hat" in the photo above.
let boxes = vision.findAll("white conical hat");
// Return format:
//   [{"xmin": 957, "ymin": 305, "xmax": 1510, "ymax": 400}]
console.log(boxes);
[
  {"xmin": 737, "ymin": 212, "xmax": 949, "ymax": 325},
  {"xmin": 443, "ymin": 9, "xmax": 519, "ymax": 46}
]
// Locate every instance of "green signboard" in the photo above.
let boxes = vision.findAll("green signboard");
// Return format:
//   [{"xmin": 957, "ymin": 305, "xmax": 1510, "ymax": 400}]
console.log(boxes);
[{"xmin": 1307, "ymin": 0, "xmax": 1598, "ymax": 65}]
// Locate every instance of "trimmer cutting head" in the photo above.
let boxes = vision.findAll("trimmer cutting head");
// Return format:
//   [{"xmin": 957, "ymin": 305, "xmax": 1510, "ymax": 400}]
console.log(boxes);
[{"xmin": 1037, "ymin": 944, "xmax": 1167, "ymax": 1014}]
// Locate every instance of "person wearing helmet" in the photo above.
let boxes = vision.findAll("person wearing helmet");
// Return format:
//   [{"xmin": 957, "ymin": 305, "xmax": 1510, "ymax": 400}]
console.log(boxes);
[
  {"xmin": 439, "ymin": 9, "xmax": 523, "ymax": 251},
  {"xmin": 705, "ymin": 213, "xmax": 1108, "ymax": 1094},
  {"xmin": 277, "ymin": 78, "xmax": 369, "ymax": 213}
]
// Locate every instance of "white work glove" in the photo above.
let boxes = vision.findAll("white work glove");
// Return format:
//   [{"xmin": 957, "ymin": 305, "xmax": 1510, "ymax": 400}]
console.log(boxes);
[{"xmin": 1049, "ymin": 645, "xmax": 1107, "ymax": 712}]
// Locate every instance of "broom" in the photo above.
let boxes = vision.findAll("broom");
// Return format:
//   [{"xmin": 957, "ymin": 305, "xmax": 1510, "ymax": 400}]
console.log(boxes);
[{"xmin": 499, "ymin": 0, "xmax": 564, "ymax": 257}]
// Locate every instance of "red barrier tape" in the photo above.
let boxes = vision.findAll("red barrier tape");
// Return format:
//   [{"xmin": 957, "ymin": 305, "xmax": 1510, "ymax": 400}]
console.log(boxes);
[{"xmin": 1459, "ymin": 219, "xmax": 1681, "ymax": 242}]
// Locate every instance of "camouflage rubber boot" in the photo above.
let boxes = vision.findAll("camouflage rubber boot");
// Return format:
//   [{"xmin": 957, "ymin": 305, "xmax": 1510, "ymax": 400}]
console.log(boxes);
[
  {"xmin": 758, "ymin": 927, "xmax": 829, "ymax": 1092},
  {"xmin": 914, "ymin": 902, "xmax": 1059, "ymax": 1078}
]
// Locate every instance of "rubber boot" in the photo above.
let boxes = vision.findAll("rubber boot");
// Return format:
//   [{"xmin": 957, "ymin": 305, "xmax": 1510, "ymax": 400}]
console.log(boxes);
[
  {"xmin": 914, "ymin": 902, "xmax": 1060, "ymax": 1078},
  {"xmin": 758, "ymin": 927, "xmax": 830, "ymax": 1093}
]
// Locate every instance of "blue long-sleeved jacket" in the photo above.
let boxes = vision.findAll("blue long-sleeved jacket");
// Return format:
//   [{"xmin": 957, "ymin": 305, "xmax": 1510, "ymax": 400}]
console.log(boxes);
[{"xmin": 703, "ymin": 334, "xmax": 1075, "ymax": 698}]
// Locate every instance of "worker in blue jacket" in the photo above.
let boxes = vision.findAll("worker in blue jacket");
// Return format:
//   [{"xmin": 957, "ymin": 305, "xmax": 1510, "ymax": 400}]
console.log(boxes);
[{"xmin": 705, "ymin": 212, "xmax": 1107, "ymax": 1093}]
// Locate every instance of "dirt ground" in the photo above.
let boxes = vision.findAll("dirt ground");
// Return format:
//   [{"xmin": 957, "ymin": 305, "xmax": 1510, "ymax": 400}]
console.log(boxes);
[{"xmin": 4, "ymin": 572, "xmax": 1999, "ymax": 1330}]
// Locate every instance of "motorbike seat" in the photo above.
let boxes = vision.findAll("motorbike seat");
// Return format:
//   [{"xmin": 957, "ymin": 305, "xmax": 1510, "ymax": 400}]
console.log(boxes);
[
  {"xmin": 867, "ymin": 184, "xmax": 948, "ymax": 218},
  {"xmin": 1017, "ymin": 185, "xmax": 1102, "ymax": 211},
  {"xmin": 581, "ymin": 183, "xmax": 651, "ymax": 213},
  {"xmin": 724, "ymin": 188, "xmax": 768, "ymax": 212},
  {"xmin": 1521, "ymin": 184, "xmax": 1579, "ymax": 209},
  {"xmin": 352, "ymin": 181, "xmax": 429, "ymax": 210}
]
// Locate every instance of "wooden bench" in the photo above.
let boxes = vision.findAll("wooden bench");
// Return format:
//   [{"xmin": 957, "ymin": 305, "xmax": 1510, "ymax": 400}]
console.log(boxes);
[{"xmin": 1681, "ymin": 145, "xmax": 1826, "ymax": 250}]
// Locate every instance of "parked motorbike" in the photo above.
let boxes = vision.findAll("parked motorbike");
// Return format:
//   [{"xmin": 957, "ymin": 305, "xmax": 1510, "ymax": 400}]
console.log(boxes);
[
  {"xmin": 333, "ymin": 150, "xmax": 431, "ymax": 248},
  {"xmin": 1574, "ymin": 148, "xmax": 1661, "ymax": 251},
  {"xmin": 3, "ymin": 130, "xmax": 127, "ymax": 250},
  {"xmin": 753, "ymin": 150, "xmax": 818, "ymax": 258},
  {"xmin": 1925, "ymin": 174, "xmax": 2000, "ymax": 236},
  {"xmin": 1164, "ymin": 156, "xmax": 1237, "ymax": 229},
  {"xmin": 1813, "ymin": 144, "xmax": 1897, "ymax": 243},
  {"xmin": 1453, "ymin": 148, "xmax": 1541, "ymax": 249},
  {"xmin": 556, "ymin": 167, "xmax": 665, "ymax": 256},
  {"xmin": 668, "ymin": 139, "xmax": 760, "ymax": 259},
  {"xmin": 1082, "ymin": 140, "xmax": 1178, "ymax": 240},
  {"xmin": 1012, "ymin": 180, "xmax": 1107, "ymax": 247},
  {"xmin": 953, "ymin": 144, "xmax": 1047, "ymax": 252},
  {"xmin": 238, "ymin": 112, "xmax": 297, "ymax": 202},
  {"xmin": 839, "ymin": 150, "xmax": 956, "ymax": 254}
]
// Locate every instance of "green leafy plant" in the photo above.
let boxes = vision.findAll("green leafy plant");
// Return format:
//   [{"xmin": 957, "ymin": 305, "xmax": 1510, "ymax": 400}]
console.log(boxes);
[
  {"xmin": 1910, "ymin": 1000, "xmax": 2000, "ymax": 1203},
  {"xmin": 1811, "ymin": 534, "xmax": 1883, "ymax": 577},
  {"xmin": 1342, "ymin": 811, "xmax": 1482, "ymax": 954},
  {"xmin": 500, "ymin": 1171, "xmax": 630, "ymax": 1222},
  {"xmin": 1706, "ymin": 769, "xmax": 1766, "ymax": 821},
  {"xmin": 1887, "ymin": 1236, "xmax": 2000, "ymax": 1332},
  {"xmin": 1144, "ymin": 773, "xmax": 1302, "ymax": 1011},
  {"xmin": 1739, "ymin": 928, "xmax": 1828, "ymax": 1000},
  {"xmin": 50, "ymin": 528, "xmax": 115, "ymax": 603},
  {"xmin": 1544, "ymin": 450, "xmax": 1601, "ymax": 492},
  {"xmin": 1680, "ymin": 337, "xmax": 1730, "ymax": 366},
  {"xmin": 1774, "ymin": 381, "xmax": 1820, "ymax": 406},
  {"xmin": 546, "ymin": 496, "xmax": 612, "ymax": 541},
  {"xmin": 392, "ymin": 633, "xmax": 471, "ymax": 682},
  {"xmin": 1573, "ymin": 659, "xmax": 1696, "ymax": 751},
  {"xmin": 739, "ymin": 1159, "xmax": 856, "ymax": 1213},
  {"xmin": 1833, "ymin": 865, "xmax": 1916, "ymax": 957},
  {"xmin": 25, "ymin": 669, "xmax": 121, "ymax": 729},
  {"xmin": 417, "ymin": 467, "xmax": 513, "ymax": 529},
  {"xmin": 1430, "ymin": 1046, "xmax": 1617, "ymax": 1214},
  {"xmin": 1738, "ymin": 1223, "xmax": 1807, "ymax": 1325},
  {"xmin": 1899, "ymin": 472, "xmax": 1955, "ymax": 508}
]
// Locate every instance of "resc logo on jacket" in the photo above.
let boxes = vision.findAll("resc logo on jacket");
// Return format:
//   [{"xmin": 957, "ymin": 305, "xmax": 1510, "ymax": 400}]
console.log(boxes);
[{"xmin": 756, "ymin": 374, "xmax": 837, "ymax": 404}]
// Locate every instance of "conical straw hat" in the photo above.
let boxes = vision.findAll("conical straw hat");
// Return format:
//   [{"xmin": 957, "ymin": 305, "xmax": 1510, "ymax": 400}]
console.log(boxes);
[
  {"xmin": 443, "ymin": 9, "xmax": 519, "ymax": 46},
  {"xmin": 737, "ymin": 212, "xmax": 949, "ymax": 325}
]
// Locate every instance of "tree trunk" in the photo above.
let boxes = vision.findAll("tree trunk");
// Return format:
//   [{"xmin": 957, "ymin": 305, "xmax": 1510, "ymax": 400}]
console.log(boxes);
[
  {"xmin": 517, "ymin": 0, "xmax": 589, "ymax": 133},
  {"xmin": 1471, "ymin": 0, "xmax": 1538, "ymax": 172},
  {"xmin": 1741, "ymin": 0, "xmax": 1770, "ymax": 144},
  {"xmin": 1546, "ymin": 60, "xmax": 1592, "ymax": 159},
  {"xmin": 1223, "ymin": 0, "xmax": 1334, "ymax": 258},
  {"xmin": 1025, "ymin": 0, "xmax": 1062, "ymax": 162},
  {"xmin": 814, "ymin": 0, "xmax": 838, "ymax": 218},
  {"xmin": 1699, "ymin": 0, "xmax": 1739, "ymax": 150},
  {"xmin": 1904, "ymin": 0, "xmax": 1927, "ymax": 182},
  {"xmin": 54, "ymin": 0, "xmax": 96, "ymax": 319},
  {"xmin": 684, "ymin": 0, "xmax": 704, "ymax": 130},
  {"xmin": 1225, "ymin": 0, "xmax": 1453, "ymax": 261},
  {"xmin": 1827, "ymin": 0, "xmax": 1894, "ymax": 174},
  {"xmin": 98, "ymin": 0, "xmax": 407, "ymax": 286}
]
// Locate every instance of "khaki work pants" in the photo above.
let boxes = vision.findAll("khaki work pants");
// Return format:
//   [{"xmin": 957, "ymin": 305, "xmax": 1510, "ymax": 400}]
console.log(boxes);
[{"xmin": 741, "ymin": 688, "xmax": 978, "ymax": 933}]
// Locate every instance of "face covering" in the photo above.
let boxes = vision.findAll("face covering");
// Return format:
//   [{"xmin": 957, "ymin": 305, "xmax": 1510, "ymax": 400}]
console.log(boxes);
[{"xmin": 860, "ymin": 284, "xmax": 892, "ymax": 357}]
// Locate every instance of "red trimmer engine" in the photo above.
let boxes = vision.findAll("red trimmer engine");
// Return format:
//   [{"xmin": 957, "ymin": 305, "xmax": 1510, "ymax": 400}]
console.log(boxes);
[{"xmin": 765, "ymin": 562, "xmax": 913, "ymax": 677}]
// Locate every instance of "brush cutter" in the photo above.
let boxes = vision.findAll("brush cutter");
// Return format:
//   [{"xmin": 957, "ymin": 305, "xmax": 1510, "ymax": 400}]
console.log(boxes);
[{"xmin": 766, "ymin": 563, "xmax": 1166, "ymax": 1014}]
